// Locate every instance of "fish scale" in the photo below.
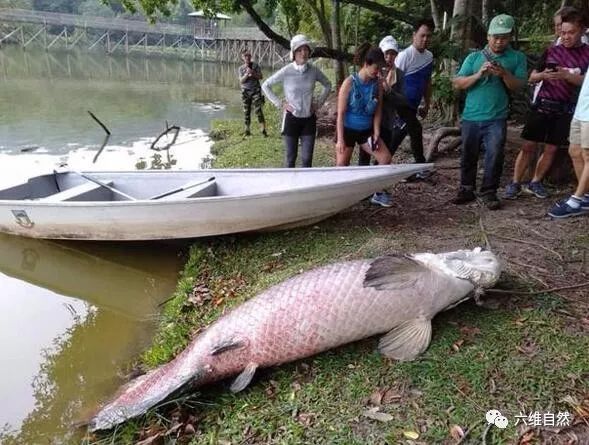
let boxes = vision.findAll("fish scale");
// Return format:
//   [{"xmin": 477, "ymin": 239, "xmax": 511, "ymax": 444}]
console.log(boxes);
[{"xmin": 90, "ymin": 250, "xmax": 501, "ymax": 431}]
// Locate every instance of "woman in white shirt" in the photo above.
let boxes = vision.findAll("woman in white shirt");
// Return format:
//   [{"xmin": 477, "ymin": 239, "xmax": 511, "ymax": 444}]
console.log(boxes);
[{"xmin": 262, "ymin": 35, "xmax": 332, "ymax": 167}]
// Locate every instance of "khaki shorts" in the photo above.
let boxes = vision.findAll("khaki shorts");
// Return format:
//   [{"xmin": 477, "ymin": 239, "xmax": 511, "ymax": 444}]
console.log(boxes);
[{"xmin": 569, "ymin": 118, "xmax": 589, "ymax": 148}]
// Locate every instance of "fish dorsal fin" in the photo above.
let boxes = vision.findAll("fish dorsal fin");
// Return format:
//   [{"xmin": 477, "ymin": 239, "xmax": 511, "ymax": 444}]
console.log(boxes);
[
  {"xmin": 230, "ymin": 362, "xmax": 258, "ymax": 393},
  {"xmin": 364, "ymin": 255, "xmax": 429, "ymax": 290},
  {"xmin": 378, "ymin": 318, "xmax": 432, "ymax": 361}
]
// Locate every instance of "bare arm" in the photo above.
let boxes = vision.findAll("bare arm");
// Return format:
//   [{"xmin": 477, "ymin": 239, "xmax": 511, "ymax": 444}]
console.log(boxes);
[
  {"xmin": 373, "ymin": 82, "xmax": 383, "ymax": 140},
  {"xmin": 453, "ymin": 71, "xmax": 483, "ymax": 90},
  {"xmin": 529, "ymin": 69, "xmax": 544, "ymax": 83},
  {"xmin": 496, "ymin": 66, "xmax": 525, "ymax": 91}
]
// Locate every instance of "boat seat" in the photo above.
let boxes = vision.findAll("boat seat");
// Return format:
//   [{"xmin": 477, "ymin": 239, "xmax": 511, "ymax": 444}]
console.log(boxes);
[
  {"xmin": 41, "ymin": 181, "xmax": 114, "ymax": 202},
  {"xmin": 155, "ymin": 179, "xmax": 217, "ymax": 200}
]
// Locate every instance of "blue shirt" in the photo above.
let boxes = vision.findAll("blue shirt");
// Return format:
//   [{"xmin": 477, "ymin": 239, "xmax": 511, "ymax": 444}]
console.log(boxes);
[
  {"xmin": 395, "ymin": 45, "xmax": 434, "ymax": 109},
  {"xmin": 344, "ymin": 74, "xmax": 378, "ymax": 131}
]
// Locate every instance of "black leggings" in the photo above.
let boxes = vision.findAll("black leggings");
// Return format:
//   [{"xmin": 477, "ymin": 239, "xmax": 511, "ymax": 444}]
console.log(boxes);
[{"xmin": 282, "ymin": 112, "xmax": 317, "ymax": 168}]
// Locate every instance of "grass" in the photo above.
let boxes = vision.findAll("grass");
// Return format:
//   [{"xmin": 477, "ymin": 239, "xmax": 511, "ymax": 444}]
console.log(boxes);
[{"xmin": 92, "ymin": 116, "xmax": 589, "ymax": 445}]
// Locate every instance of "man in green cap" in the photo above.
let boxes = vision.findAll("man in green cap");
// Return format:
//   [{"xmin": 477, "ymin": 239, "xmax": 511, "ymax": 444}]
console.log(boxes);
[{"xmin": 452, "ymin": 14, "xmax": 527, "ymax": 210}]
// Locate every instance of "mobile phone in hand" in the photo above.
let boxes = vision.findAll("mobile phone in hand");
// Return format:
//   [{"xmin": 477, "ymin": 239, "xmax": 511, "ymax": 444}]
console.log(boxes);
[{"xmin": 546, "ymin": 62, "xmax": 558, "ymax": 72}]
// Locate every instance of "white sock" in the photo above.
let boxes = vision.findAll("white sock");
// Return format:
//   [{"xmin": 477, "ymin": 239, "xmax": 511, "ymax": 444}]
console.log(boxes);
[{"xmin": 566, "ymin": 195, "xmax": 582, "ymax": 208}]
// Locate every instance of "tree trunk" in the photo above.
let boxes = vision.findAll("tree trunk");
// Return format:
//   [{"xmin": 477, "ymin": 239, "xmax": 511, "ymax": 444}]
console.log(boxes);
[
  {"xmin": 450, "ymin": 0, "xmax": 469, "ymax": 46},
  {"xmin": 332, "ymin": 0, "xmax": 345, "ymax": 87},
  {"xmin": 305, "ymin": 0, "xmax": 332, "ymax": 48},
  {"xmin": 481, "ymin": 0, "xmax": 489, "ymax": 27},
  {"xmin": 431, "ymin": 0, "xmax": 442, "ymax": 30}
]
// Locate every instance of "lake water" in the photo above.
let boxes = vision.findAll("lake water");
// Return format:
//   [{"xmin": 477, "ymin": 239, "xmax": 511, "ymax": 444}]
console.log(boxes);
[
  {"xmin": 0, "ymin": 46, "xmax": 242, "ymax": 185},
  {"xmin": 0, "ymin": 47, "xmax": 241, "ymax": 443}
]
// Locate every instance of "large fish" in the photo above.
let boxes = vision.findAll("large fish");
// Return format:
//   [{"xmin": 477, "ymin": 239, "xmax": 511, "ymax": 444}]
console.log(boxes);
[{"xmin": 90, "ymin": 248, "xmax": 501, "ymax": 431}]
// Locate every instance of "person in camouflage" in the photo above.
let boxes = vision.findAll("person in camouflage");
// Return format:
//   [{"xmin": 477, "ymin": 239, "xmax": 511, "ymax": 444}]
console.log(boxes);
[{"xmin": 238, "ymin": 49, "xmax": 267, "ymax": 137}]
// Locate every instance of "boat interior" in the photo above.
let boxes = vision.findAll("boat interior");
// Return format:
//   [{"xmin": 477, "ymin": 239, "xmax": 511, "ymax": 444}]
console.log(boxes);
[{"xmin": 0, "ymin": 171, "xmax": 219, "ymax": 202}]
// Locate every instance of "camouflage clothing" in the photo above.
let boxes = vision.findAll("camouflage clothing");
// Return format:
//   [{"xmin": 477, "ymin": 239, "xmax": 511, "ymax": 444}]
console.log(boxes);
[
  {"xmin": 238, "ymin": 62, "xmax": 265, "ymax": 129},
  {"xmin": 241, "ymin": 88, "xmax": 265, "ymax": 128}
]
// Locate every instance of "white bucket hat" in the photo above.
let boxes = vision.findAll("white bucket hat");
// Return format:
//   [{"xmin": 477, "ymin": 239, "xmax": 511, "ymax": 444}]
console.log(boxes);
[
  {"xmin": 290, "ymin": 34, "xmax": 312, "ymax": 60},
  {"xmin": 379, "ymin": 35, "xmax": 399, "ymax": 54}
]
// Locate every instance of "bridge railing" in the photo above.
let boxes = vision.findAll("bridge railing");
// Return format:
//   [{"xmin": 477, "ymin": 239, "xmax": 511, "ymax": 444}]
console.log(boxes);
[
  {"xmin": 0, "ymin": 8, "xmax": 271, "ymax": 40},
  {"xmin": 0, "ymin": 8, "xmax": 188, "ymax": 35}
]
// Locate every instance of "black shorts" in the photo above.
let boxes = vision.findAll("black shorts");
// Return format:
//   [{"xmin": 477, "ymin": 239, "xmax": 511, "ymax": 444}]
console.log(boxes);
[
  {"xmin": 282, "ymin": 112, "xmax": 316, "ymax": 137},
  {"xmin": 521, "ymin": 109, "xmax": 573, "ymax": 146},
  {"xmin": 343, "ymin": 127, "xmax": 372, "ymax": 147}
]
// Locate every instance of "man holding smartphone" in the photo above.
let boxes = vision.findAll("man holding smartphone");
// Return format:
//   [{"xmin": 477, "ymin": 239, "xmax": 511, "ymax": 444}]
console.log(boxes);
[
  {"xmin": 452, "ymin": 14, "xmax": 527, "ymax": 210},
  {"xmin": 504, "ymin": 8, "xmax": 589, "ymax": 201}
]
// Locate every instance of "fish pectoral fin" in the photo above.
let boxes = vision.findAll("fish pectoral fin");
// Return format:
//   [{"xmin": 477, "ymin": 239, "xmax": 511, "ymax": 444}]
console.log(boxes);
[
  {"xmin": 230, "ymin": 362, "xmax": 258, "ymax": 393},
  {"xmin": 364, "ymin": 255, "xmax": 430, "ymax": 290},
  {"xmin": 378, "ymin": 318, "xmax": 432, "ymax": 361},
  {"xmin": 211, "ymin": 338, "xmax": 247, "ymax": 356}
]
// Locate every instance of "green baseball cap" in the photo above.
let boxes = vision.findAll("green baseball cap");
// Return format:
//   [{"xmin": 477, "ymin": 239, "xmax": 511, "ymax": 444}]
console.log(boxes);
[{"xmin": 488, "ymin": 14, "xmax": 515, "ymax": 35}]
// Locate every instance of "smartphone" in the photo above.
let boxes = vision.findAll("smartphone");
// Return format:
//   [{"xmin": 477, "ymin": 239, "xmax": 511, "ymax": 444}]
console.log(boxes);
[{"xmin": 546, "ymin": 62, "xmax": 558, "ymax": 72}]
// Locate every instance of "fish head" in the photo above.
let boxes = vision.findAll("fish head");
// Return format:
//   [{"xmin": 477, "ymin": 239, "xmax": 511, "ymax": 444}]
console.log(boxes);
[{"xmin": 438, "ymin": 248, "xmax": 502, "ymax": 288}]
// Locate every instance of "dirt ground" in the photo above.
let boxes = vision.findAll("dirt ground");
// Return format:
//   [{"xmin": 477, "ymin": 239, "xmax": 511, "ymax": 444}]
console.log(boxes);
[{"xmin": 336, "ymin": 125, "xmax": 589, "ymax": 319}]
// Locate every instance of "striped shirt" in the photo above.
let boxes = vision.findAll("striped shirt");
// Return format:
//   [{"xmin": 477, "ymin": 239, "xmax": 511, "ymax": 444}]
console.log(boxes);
[{"xmin": 536, "ymin": 44, "xmax": 589, "ymax": 104}]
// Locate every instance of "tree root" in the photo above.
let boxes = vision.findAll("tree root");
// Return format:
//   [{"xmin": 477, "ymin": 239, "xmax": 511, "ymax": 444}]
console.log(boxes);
[{"xmin": 425, "ymin": 126, "xmax": 461, "ymax": 161}]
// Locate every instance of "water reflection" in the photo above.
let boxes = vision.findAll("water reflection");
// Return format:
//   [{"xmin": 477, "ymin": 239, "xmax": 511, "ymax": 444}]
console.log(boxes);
[
  {"xmin": 0, "ymin": 47, "xmax": 242, "ymax": 154},
  {"xmin": 0, "ymin": 234, "xmax": 184, "ymax": 443}
]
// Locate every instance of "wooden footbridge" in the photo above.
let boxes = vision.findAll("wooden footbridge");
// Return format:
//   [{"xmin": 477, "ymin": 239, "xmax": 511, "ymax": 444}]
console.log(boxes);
[{"xmin": 0, "ymin": 8, "xmax": 288, "ymax": 66}]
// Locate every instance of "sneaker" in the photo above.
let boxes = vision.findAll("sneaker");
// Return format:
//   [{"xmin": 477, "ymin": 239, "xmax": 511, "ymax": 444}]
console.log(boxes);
[
  {"xmin": 548, "ymin": 199, "xmax": 584, "ymax": 218},
  {"xmin": 370, "ymin": 192, "xmax": 393, "ymax": 208},
  {"xmin": 405, "ymin": 170, "xmax": 432, "ymax": 182},
  {"xmin": 244, "ymin": 129, "xmax": 251, "ymax": 136},
  {"xmin": 503, "ymin": 182, "xmax": 522, "ymax": 200},
  {"xmin": 481, "ymin": 192, "xmax": 501, "ymax": 210},
  {"xmin": 452, "ymin": 189, "xmax": 476, "ymax": 205},
  {"xmin": 523, "ymin": 181, "xmax": 548, "ymax": 199},
  {"xmin": 582, "ymin": 196, "xmax": 589, "ymax": 211},
  {"xmin": 262, "ymin": 129, "xmax": 268, "ymax": 138}
]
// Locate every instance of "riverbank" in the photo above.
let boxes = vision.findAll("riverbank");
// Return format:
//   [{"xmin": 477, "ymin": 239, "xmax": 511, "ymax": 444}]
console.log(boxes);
[{"xmin": 92, "ymin": 107, "xmax": 589, "ymax": 445}]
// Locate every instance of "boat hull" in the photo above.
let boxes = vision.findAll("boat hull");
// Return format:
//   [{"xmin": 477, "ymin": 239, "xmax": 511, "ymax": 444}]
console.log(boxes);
[{"xmin": 0, "ymin": 166, "xmax": 431, "ymax": 240}]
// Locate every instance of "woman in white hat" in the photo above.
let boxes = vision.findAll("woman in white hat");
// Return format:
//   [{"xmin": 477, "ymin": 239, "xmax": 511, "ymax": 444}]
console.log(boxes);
[{"xmin": 262, "ymin": 34, "xmax": 332, "ymax": 167}]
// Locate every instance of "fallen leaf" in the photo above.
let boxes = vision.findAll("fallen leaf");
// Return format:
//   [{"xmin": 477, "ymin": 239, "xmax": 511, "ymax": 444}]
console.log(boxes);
[
  {"xmin": 452, "ymin": 339, "xmax": 465, "ymax": 352},
  {"xmin": 296, "ymin": 412, "xmax": 314, "ymax": 427},
  {"xmin": 403, "ymin": 430, "xmax": 420, "ymax": 439},
  {"xmin": 450, "ymin": 424, "xmax": 465, "ymax": 440},
  {"xmin": 382, "ymin": 387, "xmax": 403, "ymax": 404},
  {"xmin": 362, "ymin": 409, "xmax": 394, "ymax": 422},
  {"xmin": 368, "ymin": 389, "xmax": 384, "ymax": 407},
  {"xmin": 459, "ymin": 326, "xmax": 481, "ymax": 337},
  {"xmin": 518, "ymin": 430, "xmax": 536, "ymax": 444},
  {"xmin": 183, "ymin": 423, "xmax": 196, "ymax": 435},
  {"xmin": 135, "ymin": 433, "xmax": 163, "ymax": 445}
]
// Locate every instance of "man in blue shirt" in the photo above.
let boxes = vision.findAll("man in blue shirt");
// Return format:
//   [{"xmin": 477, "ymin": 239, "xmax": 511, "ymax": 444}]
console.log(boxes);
[{"xmin": 388, "ymin": 18, "xmax": 435, "ymax": 172}]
